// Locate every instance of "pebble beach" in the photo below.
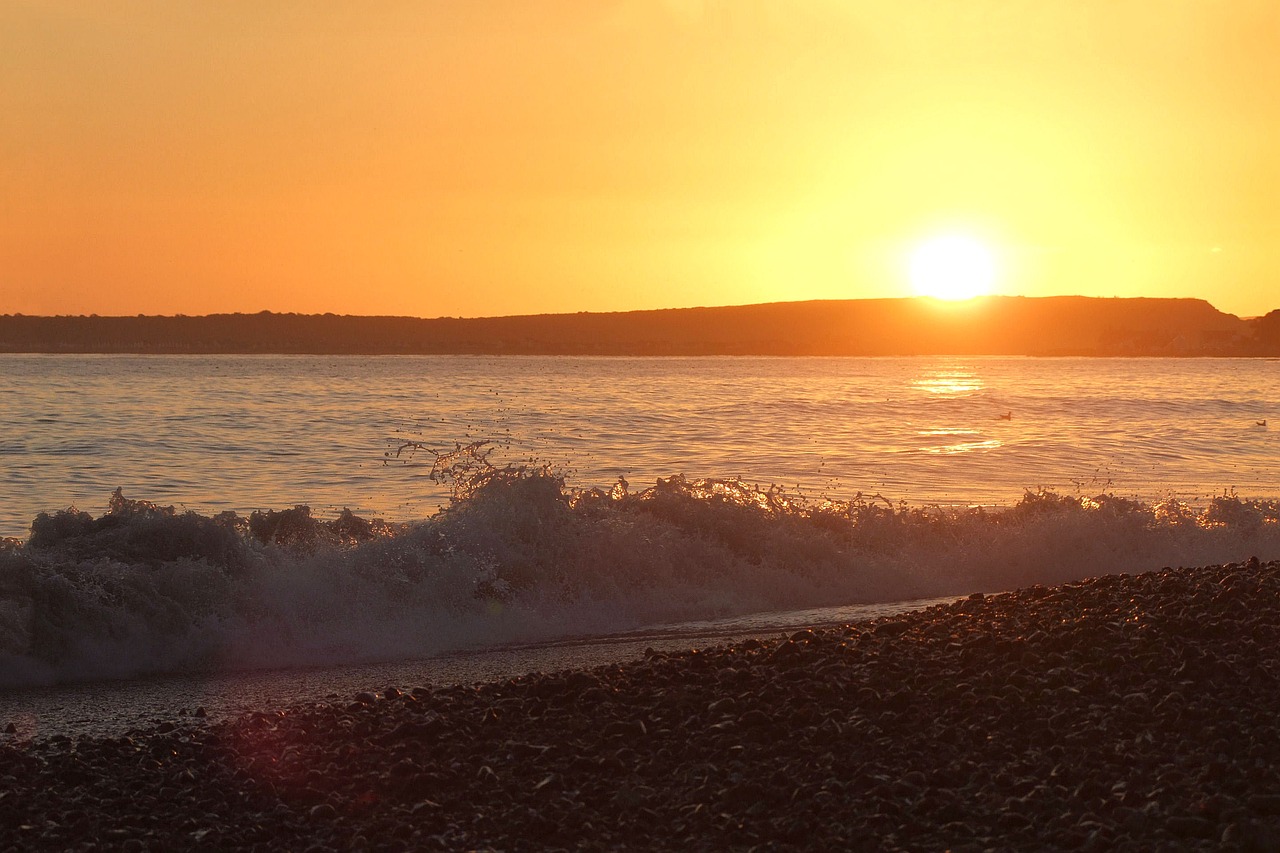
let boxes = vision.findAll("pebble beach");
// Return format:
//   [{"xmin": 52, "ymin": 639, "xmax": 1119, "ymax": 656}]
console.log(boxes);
[{"xmin": 3, "ymin": 559, "xmax": 1280, "ymax": 851}]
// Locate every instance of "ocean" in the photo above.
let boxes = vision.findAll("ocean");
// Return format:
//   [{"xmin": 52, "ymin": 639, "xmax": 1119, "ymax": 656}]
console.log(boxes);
[{"xmin": 2, "ymin": 355, "xmax": 1278, "ymax": 735}]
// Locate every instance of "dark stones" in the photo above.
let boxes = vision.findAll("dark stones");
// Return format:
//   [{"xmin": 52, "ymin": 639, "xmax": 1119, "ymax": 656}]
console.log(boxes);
[
  {"xmin": 1246, "ymin": 794, "xmax": 1280, "ymax": 815},
  {"xmin": 601, "ymin": 719, "xmax": 646, "ymax": 739},
  {"xmin": 564, "ymin": 671, "xmax": 600, "ymax": 691},
  {"xmin": 308, "ymin": 803, "xmax": 337, "ymax": 820},
  {"xmin": 738, "ymin": 709, "xmax": 772, "ymax": 728},
  {"xmin": 769, "ymin": 641, "xmax": 803, "ymax": 662},
  {"xmin": 5, "ymin": 559, "xmax": 1280, "ymax": 850},
  {"xmin": 874, "ymin": 620, "xmax": 912, "ymax": 637},
  {"xmin": 1166, "ymin": 815, "xmax": 1217, "ymax": 839},
  {"xmin": 376, "ymin": 716, "xmax": 443, "ymax": 745}
]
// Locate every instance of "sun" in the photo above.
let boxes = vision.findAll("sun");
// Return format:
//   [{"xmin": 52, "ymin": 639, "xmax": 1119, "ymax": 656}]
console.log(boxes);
[{"xmin": 908, "ymin": 235, "xmax": 997, "ymax": 301}]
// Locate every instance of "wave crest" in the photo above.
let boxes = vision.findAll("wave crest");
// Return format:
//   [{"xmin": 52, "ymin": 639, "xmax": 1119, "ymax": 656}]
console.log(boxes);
[{"xmin": 2, "ymin": 460, "xmax": 1278, "ymax": 689}]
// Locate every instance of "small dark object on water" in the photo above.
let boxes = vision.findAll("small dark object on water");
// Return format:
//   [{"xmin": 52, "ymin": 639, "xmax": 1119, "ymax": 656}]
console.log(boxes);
[
  {"xmin": 998, "ymin": 411, "xmax": 1012, "ymax": 420},
  {"xmin": 1258, "ymin": 420, "xmax": 1267, "ymax": 427}
]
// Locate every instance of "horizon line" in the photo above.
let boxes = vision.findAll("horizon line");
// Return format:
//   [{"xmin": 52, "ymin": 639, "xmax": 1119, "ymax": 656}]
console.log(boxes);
[{"xmin": 1, "ymin": 293, "xmax": 1266, "ymax": 323}]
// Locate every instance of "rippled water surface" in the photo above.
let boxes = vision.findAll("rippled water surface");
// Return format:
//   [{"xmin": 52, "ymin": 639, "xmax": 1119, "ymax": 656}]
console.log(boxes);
[
  {"xmin": 3, "ymin": 355, "xmax": 1278, "ymax": 730},
  {"xmin": 2, "ymin": 355, "xmax": 1277, "ymax": 537}
]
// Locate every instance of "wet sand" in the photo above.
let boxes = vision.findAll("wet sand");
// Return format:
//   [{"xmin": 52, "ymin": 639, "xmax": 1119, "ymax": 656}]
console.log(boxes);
[{"xmin": 3, "ymin": 559, "xmax": 1279, "ymax": 851}]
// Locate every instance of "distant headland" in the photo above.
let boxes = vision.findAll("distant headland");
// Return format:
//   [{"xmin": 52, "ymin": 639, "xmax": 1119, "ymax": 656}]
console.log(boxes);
[{"xmin": 2, "ymin": 296, "xmax": 1278, "ymax": 357}]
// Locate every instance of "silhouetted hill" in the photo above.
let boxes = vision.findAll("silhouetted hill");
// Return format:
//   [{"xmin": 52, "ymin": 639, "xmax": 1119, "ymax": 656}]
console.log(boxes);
[{"xmin": 0, "ymin": 297, "xmax": 1271, "ymax": 356}]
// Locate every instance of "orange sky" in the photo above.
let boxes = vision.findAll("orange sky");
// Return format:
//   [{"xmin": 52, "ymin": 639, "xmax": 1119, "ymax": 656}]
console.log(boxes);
[{"xmin": 2, "ymin": 1, "xmax": 1277, "ymax": 318}]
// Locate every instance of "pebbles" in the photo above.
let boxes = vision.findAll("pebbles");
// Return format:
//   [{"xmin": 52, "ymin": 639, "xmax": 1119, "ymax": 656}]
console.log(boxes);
[{"xmin": 3, "ymin": 559, "xmax": 1280, "ymax": 850}]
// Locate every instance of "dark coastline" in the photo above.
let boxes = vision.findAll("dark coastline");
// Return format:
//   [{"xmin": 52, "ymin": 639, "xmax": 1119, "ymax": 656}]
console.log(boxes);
[
  {"xmin": 3, "ymin": 560, "xmax": 1279, "ymax": 850},
  {"xmin": 3, "ymin": 296, "xmax": 1278, "ymax": 356}
]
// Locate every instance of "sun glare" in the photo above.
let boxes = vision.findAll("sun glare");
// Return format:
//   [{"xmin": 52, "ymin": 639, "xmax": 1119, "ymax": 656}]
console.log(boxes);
[{"xmin": 908, "ymin": 235, "xmax": 997, "ymax": 301}]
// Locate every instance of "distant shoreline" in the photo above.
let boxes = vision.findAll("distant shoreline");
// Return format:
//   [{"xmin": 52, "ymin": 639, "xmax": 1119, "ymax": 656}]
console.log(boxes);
[{"xmin": 3, "ymin": 296, "xmax": 1278, "ymax": 357}]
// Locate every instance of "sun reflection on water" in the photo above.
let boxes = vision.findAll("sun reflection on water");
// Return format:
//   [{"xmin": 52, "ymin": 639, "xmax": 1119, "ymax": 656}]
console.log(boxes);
[
  {"xmin": 911, "ymin": 366, "xmax": 984, "ymax": 397},
  {"xmin": 918, "ymin": 428, "xmax": 1003, "ymax": 455},
  {"xmin": 907, "ymin": 364, "xmax": 1004, "ymax": 455}
]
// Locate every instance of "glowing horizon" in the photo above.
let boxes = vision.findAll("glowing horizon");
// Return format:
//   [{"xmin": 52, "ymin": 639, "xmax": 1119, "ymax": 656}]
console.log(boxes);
[{"xmin": 2, "ymin": 2, "xmax": 1278, "ymax": 320}]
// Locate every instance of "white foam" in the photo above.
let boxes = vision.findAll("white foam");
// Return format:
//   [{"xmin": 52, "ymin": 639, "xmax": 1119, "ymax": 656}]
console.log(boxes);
[{"xmin": 1, "ymin": 477, "xmax": 1277, "ymax": 690}]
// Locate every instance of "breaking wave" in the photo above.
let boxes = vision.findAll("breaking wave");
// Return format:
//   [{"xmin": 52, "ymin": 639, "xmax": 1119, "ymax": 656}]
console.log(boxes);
[{"xmin": 3, "ymin": 445, "xmax": 1279, "ymax": 689}]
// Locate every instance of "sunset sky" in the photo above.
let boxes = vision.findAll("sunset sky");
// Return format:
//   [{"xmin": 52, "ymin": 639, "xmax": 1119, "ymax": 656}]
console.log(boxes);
[{"xmin": 3, "ymin": 1, "xmax": 1277, "ymax": 319}]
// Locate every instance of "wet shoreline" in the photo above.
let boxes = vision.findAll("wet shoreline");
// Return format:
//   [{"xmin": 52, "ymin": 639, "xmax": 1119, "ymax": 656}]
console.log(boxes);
[{"xmin": 3, "ymin": 560, "xmax": 1279, "ymax": 850}]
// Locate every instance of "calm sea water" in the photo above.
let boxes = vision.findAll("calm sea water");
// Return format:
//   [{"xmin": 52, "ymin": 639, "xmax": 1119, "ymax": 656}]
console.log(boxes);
[{"xmin": 1, "ymin": 355, "xmax": 1276, "ymax": 538}]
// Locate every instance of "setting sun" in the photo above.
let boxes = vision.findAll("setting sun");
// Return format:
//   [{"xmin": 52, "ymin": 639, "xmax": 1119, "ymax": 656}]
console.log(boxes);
[{"xmin": 908, "ymin": 235, "xmax": 998, "ymax": 301}]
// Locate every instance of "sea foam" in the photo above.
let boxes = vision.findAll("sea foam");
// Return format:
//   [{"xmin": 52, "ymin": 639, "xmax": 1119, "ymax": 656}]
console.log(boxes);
[{"xmin": 2, "ymin": 456, "xmax": 1278, "ymax": 690}]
